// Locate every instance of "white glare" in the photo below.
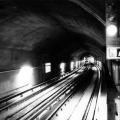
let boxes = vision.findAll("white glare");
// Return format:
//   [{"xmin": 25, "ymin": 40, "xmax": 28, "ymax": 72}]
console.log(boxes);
[
  {"xmin": 75, "ymin": 61, "xmax": 79, "ymax": 68},
  {"xmin": 70, "ymin": 61, "xmax": 74, "ymax": 71},
  {"xmin": 92, "ymin": 67, "xmax": 97, "ymax": 71},
  {"xmin": 16, "ymin": 65, "xmax": 34, "ymax": 86},
  {"xmin": 20, "ymin": 65, "xmax": 33, "ymax": 75},
  {"xmin": 88, "ymin": 56, "xmax": 94, "ymax": 63},
  {"xmin": 60, "ymin": 63, "xmax": 65, "ymax": 75},
  {"xmin": 45, "ymin": 63, "xmax": 51, "ymax": 73},
  {"xmin": 106, "ymin": 24, "xmax": 117, "ymax": 37}
]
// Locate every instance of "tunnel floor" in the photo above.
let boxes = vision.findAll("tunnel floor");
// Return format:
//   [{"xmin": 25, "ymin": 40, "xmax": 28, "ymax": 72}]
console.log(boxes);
[{"xmin": 1, "ymin": 67, "xmax": 119, "ymax": 120}]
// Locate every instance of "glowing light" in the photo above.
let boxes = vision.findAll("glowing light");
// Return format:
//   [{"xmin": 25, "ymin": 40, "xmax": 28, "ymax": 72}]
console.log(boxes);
[
  {"xmin": 70, "ymin": 61, "xmax": 74, "ymax": 71},
  {"xmin": 92, "ymin": 66, "xmax": 97, "ymax": 71},
  {"xmin": 75, "ymin": 61, "xmax": 79, "ymax": 68},
  {"xmin": 15, "ymin": 65, "xmax": 34, "ymax": 86},
  {"xmin": 89, "ymin": 56, "xmax": 95, "ymax": 63},
  {"xmin": 106, "ymin": 24, "xmax": 117, "ymax": 37},
  {"xmin": 45, "ymin": 63, "xmax": 51, "ymax": 73},
  {"xmin": 60, "ymin": 63, "xmax": 66, "ymax": 75},
  {"xmin": 20, "ymin": 65, "xmax": 33, "ymax": 74}
]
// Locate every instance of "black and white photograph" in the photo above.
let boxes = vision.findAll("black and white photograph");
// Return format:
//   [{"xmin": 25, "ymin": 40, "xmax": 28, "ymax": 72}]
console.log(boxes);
[{"xmin": 0, "ymin": 0, "xmax": 120, "ymax": 120}]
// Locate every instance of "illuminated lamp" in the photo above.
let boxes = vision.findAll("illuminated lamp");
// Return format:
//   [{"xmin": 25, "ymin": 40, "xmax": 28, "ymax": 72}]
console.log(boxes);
[
  {"xmin": 45, "ymin": 63, "xmax": 51, "ymax": 73},
  {"xmin": 16, "ymin": 64, "xmax": 34, "ymax": 86},
  {"xmin": 60, "ymin": 63, "xmax": 65, "ymax": 70},
  {"xmin": 106, "ymin": 24, "xmax": 117, "ymax": 37},
  {"xmin": 20, "ymin": 65, "xmax": 33, "ymax": 74},
  {"xmin": 70, "ymin": 61, "xmax": 74, "ymax": 71},
  {"xmin": 60, "ymin": 63, "xmax": 66, "ymax": 75}
]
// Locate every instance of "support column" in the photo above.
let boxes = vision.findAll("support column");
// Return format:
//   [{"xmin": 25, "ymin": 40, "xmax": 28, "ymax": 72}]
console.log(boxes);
[{"xmin": 112, "ymin": 60, "xmax": 120, "ymax": 92}]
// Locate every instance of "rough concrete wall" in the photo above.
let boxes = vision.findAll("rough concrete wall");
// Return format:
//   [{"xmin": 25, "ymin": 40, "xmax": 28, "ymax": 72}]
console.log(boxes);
[
  {"xmin": 0, "ymin": 48, "xmax": 35, "ymax": 71},
  {"xmin": 0, "ymin": 48, "xmax": 42, "ymax": 94}
]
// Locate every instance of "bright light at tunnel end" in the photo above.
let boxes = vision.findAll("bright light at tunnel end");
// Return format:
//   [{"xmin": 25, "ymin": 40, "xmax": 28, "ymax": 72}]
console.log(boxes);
[{"xmin": 106, "ymin": 24, "xmax": 117, "ymax": 37}]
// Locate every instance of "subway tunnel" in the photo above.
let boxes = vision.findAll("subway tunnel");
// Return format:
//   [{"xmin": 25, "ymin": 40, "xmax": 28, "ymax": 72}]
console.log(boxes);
[{"xmin": 0, "ymin": 0, "xmax": 120, "ymax": 120}]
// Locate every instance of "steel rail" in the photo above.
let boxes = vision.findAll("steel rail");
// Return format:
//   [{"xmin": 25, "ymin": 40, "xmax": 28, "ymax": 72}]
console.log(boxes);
[
  {"xmin": 0, "ymin": 72, "xmax": 78, "ymax": 113},
  {"xmin": 3, "ymin": 71, "xmax": 83, "ymax": 119}
]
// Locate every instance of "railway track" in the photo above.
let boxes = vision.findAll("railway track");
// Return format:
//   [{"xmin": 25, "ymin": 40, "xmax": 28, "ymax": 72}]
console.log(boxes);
[
  {"xmin": 35, "ymin": 68, "xmax": 106, "ymax": 120},
  {"xmin": 0, "ymin": 67, "xmax": 87, "ymax": 120}
]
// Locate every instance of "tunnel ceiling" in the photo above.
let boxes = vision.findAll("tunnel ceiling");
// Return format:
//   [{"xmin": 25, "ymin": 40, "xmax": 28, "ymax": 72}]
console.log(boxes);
[{"xmin": 0, "ymin": 0, "xmax": 105, "ymax": 60}]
